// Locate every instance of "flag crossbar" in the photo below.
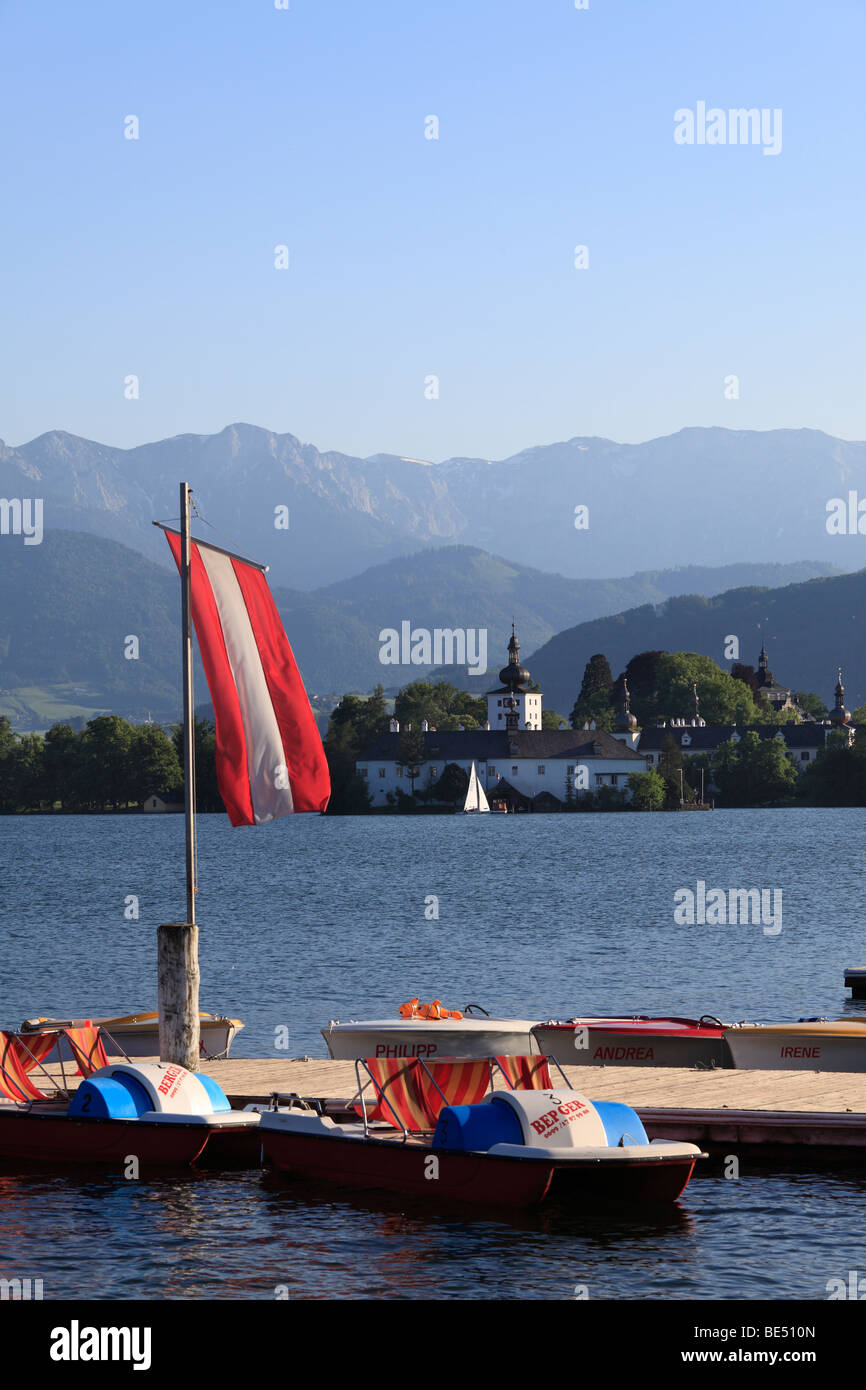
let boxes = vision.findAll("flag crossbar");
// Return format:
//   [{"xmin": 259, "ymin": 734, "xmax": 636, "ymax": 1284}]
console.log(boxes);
[{"xmin": 152, "ymin": 521, "xmax": 269, "ymax": 572}]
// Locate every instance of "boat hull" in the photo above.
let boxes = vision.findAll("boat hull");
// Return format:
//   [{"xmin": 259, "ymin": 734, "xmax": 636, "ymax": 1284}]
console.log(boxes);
[
  {"xmin": 533, "ymin": 1018, "xmax": 730, "ymax": 1068},
  {"xmin": 322, "ymin": 1018, "xmax": 539, "ymax": 1060},
  {"xmin": 21, "ymin": 1014, "xmax": 242, "ymax": 1060},
  {"xmin": 260, "ymin": 1129, "xmax": 697, "ymax": 1207},
  {"xmin": 0, "ymin": 1108, "xmax": 210, "ymax": 1168},
  {"xmin": 725, "ymin": 1022, "xmax": 866, "ymax": 1071}
]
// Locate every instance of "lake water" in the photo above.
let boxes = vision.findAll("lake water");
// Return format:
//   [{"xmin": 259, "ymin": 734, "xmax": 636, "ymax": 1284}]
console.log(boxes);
[{"xmin": 1, "ymin": 808, "xmax": 866, "ymax": 1300}]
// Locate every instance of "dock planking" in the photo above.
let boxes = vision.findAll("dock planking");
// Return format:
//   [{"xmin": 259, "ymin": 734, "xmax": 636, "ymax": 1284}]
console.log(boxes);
[{"xmin": 40, "ymin": 1057, "xmax": 866, "ymax": 1158}]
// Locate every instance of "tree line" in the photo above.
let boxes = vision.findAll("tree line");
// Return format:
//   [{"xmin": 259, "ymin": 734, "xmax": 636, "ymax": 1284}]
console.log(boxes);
[
  {"xmin": 0, "ymin": 714, "xmax": 223, "ymax": 813},
  {"xmin": 3, "ymin": 654, "xmax": 864, "ymax": 814}
]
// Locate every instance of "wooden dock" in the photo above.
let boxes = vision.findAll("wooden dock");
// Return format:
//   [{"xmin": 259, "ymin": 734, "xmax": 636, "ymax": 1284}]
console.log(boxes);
[{"xmin": 45, "ymin": 1057, "xmax": 866, "ymax": 1158}]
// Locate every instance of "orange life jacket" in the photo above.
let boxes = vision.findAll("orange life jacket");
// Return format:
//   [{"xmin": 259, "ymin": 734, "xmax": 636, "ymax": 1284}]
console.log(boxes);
[{"xmin": 397, "ymin": 998, "xmax": 463, "ymax": 1021}]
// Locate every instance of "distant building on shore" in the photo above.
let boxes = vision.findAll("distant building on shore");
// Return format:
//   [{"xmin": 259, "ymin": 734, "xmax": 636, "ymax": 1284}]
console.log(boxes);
[
  {"xmin": 355, "ymin": 632, "xmax": 857, "ymax": 810},
  {"xmin": 357, "ymin": 627, "xmax": 649, "ymax": 809}
]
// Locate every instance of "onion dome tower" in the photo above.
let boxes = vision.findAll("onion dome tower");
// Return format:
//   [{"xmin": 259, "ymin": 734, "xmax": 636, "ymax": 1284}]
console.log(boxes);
[
  {"xmin": 829, "ymin": 667, "xmax": 851, "ymax": 727},
  {"xmin": 486, "ymin": 623, "xmax": 543, "ymax": 731},
  {"xmin": 613, "ymin": 678, "xmax": 637, "ymax": 733},
  {"xmin": 611, "ymin": 677, "xmax": 639, "ymax": 748}
]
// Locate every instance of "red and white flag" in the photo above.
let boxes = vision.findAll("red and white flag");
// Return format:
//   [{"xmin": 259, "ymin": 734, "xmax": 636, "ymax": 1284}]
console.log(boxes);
[{"xmin": 164, "ymin": 530, "xmax": 330, "ymax": 825}]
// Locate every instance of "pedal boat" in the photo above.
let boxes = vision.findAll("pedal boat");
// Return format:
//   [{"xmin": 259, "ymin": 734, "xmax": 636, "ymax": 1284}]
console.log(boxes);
[
  {"xmin": 322, "ymin": 1009, "xmax": 538, "ymax": 1060},
  {"xmin": 257, "ymin": 1055, "xmax": 704, "ymax": 1207},
  {"xmin": 0, "ymin": 1028, "xmax": 258, "ymax": 1169},
  {"xmin": 724, "ymin": 1018, "xmax": 866, "ymax": 1071},
  {"xmin": 532, "ymin": 1016, "xmax": 731, "ymax": 1068},
  {"xmin": 20, "ymin": 1011, "xmax": 243, "ymax": 1061}
]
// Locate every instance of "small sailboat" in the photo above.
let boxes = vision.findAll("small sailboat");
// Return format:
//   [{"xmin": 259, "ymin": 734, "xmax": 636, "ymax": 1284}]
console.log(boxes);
[{"xmin": 458, "ymin": 761, "xmax": 490, "ymax": 814}]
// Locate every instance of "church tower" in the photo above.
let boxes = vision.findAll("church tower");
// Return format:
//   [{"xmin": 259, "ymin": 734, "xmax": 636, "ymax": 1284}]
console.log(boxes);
[
  {"xmin": 611, "ymin": 677, "xmax": 640, "ymax": 749},
  {"xmin": 486, "ymin": 625, "xmax": 542, "ymax": 730},
  {"xmin": 829, "ymin": 667, "xmax": 852, "ymax": 728}
]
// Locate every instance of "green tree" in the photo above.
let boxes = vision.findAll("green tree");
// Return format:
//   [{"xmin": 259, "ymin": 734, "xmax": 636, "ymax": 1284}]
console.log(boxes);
[
  {"xmin": 620, "ymin": 651, "xmax": 667, "ymax": 724},
  {"xmin": 570, "ymin": 655, "xmax": 614, "ymax": 729},
  {"xmin": 398, "ymin": 725, "xmax": 427, "ymax": 797},
  {"xmin": 627, "ymin": 768, "xmax": 667, "ymax": 811},
  {"xmin": 654, "ymin": 653, "xmax": 757, "ymax": 725},
  {"xmin": 793, "ymin": 691, "xmax": 829, "ymax": 719},
  {"xmin": 172, "ymin": 716, "xmax": 224, "ymax": 813},
  {"xmin": 394, "ymin": 681, "xmax": 486, "ymax": 731},
  {"xmin": 323, "ymin": 692, "xmax": 385, "ymax": 814},
  {"xmin": 711, "ymin": 732, "xmax": 797, "ymax": 806},
  {"xmin": 435, "ymin": 762, "xmax": 470, "ymax": 806},
  {"xmin": 798, "ymin": 736, "xmax": 866, "ymax": 805},
  {"xmin": 130, "ymin": 724, "xmax": 183, "ymax": 805},
  {"xmin": 542, "ymin": 709, "xmax": 567, "ymax": 730},
  {"xmin": 731, "ymin": 663, "xmax": 760, "ymax": 699},
  {"xmin": 657, "ymin": 732, "xmax": 695, "ymax": 807},
  {"xmin": 42, "ymin": 723, "xmax": 80, "ymax": 809},
  {"xmin": 76, "ymin": 716, "xmax": 135, "ymax": 809}
]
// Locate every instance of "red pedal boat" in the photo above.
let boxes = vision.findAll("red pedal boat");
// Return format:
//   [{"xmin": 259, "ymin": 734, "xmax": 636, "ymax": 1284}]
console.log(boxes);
[
  {"xmin": 0, "ymin": 1026, "xmax": 259, "ymax": 1169},
  {"xmin": 258, "ymin": 1055, "xmax": 704, "ymax": 1207}
]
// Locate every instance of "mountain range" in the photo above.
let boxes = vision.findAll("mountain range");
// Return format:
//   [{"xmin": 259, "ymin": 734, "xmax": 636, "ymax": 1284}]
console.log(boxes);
[
  {"xmin": 2, "ymin": 423, "xmax": 866, "ymax": 588},
  {"xmin": 523, "ymin": 571, "xmax": 866, "ymax": 717},
  {"xmin": 0, "ymin": 530, "xmax": 843, "ymax": 729}
]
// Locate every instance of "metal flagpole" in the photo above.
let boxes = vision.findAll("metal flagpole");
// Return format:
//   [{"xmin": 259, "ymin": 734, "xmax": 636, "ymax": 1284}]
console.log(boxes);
[
  {"xmin": 157, "ymin": 483, "xmax": 201, "ymax": 1070},
  {"xmin": 181, "ymin": 482, "xmax": 197, "ymax": 925}
]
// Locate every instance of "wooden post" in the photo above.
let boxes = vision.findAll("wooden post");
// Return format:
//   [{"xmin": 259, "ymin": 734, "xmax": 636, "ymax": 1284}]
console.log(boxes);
[
  {"xmin": 158, "ymin": 481, "xmax": 201, "ymax": 1069},
  {"xmin": 157, "ymin": 922, "xmax": 200, "ymax": 1068}
]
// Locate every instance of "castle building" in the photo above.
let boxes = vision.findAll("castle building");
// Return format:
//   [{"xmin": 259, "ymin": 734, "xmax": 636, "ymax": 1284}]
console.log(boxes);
[
  {"xmin": 356, "ymin": 628, "xmax": 648, "ymax": 809},
  {"xmin": 355, "ymin": 633, "xmax": 857, "ymax": 808}
]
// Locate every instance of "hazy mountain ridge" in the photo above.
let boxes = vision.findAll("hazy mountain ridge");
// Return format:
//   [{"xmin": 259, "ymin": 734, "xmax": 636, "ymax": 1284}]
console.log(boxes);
[
  {"xmin": 525, "ymin": 571, "xmax": 866, "ymax": 715},
  {"xmin": 3, "ymin": 423, "xmax": 866, "ymax": 587},
  {"xmin": 0, "ymin": 528, "xmax": 845, "ymax": 727}
]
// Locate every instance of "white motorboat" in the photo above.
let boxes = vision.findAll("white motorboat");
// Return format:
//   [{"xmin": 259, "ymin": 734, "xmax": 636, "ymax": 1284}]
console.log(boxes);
[
  {"xmin": 322, "ymin": 1011, "xmax": 539, "ymax": 1060},
  {"xmin": 724, "ymin": 1018, "xmax": 866, "ymax": 1071}
]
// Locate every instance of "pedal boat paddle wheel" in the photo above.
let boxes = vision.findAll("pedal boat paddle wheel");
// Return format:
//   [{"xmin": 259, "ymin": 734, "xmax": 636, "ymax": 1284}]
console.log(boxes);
[
  {"xmin": 257, "ymin": 1054, "xmax": 704, "ymax": 1208},
  {"xmin": 0, "ymin": 1026, "xmax": 259, "ymax": 1168}
]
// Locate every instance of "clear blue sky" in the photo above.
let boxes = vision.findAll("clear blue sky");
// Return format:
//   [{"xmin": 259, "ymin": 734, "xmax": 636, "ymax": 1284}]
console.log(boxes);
[{"xmin": 1, "ymin": 0, "xmax": 864, "ymax": 460}]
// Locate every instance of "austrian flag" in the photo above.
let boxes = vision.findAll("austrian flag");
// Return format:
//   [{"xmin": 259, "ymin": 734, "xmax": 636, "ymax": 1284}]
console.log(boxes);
[{"xmin": 164, "ymin": 530, "xmax": 330, "ymax": 824}]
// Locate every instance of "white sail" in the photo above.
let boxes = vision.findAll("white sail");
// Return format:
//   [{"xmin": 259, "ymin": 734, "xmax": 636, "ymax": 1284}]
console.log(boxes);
[{"xmin": 463, "ymin": 761, "xmax": 490, "ymax": 813}]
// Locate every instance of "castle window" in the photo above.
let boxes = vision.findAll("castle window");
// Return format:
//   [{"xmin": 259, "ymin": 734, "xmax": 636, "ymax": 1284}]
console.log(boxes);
[
  {"xmin": 512, "ymin": 766, "xmax": 518, "ymax": 774},
  {"xmin": 489, "ymin": 765, "xmax": 495, "ymax": 774},
  {"xmin": 430, "ymin": 767, "xmax": 438, "ymax": 778},
  {"xmin": 537, "ymin": 765, "xmax": 545, "ymax": 775},
  {"xmin": 801, "ymin": 751, "xmax": 810, "ymax": 761},
  {"xmin": 378, "ymin": 768, "xmax": 386, "ymax": 778},
  {"xmin": 359, "ymin": 767, "xmax": 368, "ymax": 778}
]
